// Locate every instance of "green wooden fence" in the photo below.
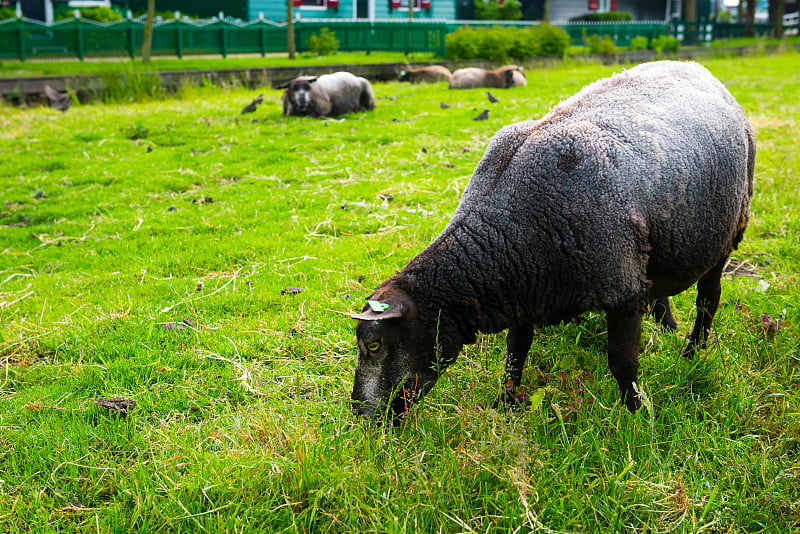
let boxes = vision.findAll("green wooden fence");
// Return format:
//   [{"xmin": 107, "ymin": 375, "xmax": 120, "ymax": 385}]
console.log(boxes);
[
  {"xmin": 0, "ymin": 18, "xmax": 447, "ymax": 61},
  {"xmin": 0, "ymin": 17, "xmax": 795, "ymax": 62}
]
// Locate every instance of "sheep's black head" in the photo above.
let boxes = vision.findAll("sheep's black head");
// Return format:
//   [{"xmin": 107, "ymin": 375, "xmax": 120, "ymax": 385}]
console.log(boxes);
[
  {"xmin": 279, "ymin": 76, "xmax": 318, "ymax": 114},
  {"xmin": 398, "ymin": 70, "xmax": 409, "ymax": 83},
  {"xmin": 351, "ymin": 288, "xmax": 461, "ymax": 424}
]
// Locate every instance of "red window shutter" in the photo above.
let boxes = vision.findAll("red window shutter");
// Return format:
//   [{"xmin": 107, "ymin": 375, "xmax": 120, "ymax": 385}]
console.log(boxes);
[
  {"xmin": 391, "ymin": 0, "xmax": 402, "ymax": 8},
  {"xmin": 589, "ymin": 0, "xmax": 598, "ymax": 10},
  {"xmin": 292, "ymin": 0, "xmax": 302, "ymax": 7},
  {"xmin": 610, "ymin": 0, "xmax": 617, "ymax": 10},
  {"xmin": 420, "ymin": 0, "xmax": 431, "ymax": 8},
  {"xmin": 328, "ymin": 0, "xmax": 339, "ymax": 6}
]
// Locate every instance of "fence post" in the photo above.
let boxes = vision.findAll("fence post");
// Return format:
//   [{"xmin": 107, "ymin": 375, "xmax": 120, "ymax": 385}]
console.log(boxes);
[
  {"xmin": 220, "ymin": 24, "xmax": 227, "ymax": 58},
  {"xmin": 176, "ymin": 21, "xmax": 183, "ymax": 59},
  {"xmin": 128, "ymin": 20, "xmax": 136, "ymax": 59},
  {"xmin": 260, "ymin": 23, "xmax": 266, "ymax": 57},
  {"xmin": 18, "ymin": 19, "xmax": 26, "ymax": 61},
  {"xmin": 76, "ymin": 19, "xmax": 84, "ymax": 61}
]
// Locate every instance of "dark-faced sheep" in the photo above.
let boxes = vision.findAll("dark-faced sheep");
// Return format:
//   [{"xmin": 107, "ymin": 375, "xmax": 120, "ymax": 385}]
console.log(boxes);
[
  {"xmin": 399, "ymin": 66, "xmax": 452, "ymax": 83},
  {"xmin": 352, "ymin": 61, "xmax": 755, "ymax": 421},
  {"xmin": 449, "ymin": 65, "xmax": 525, "ymax": 89},
  {"xmin": 279, "ymin": 72, "xmax": 375, "ymax": 118}
]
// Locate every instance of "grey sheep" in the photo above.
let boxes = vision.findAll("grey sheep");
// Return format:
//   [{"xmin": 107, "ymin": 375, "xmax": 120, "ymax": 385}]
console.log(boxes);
[
  {"xmin": 449, "ymin": 65, "xmax": 525, "ymax": 90},
  {"xmin": 279, "ymin": 72, "xmax": 375, "ymax": 118},
  {"xmin": 351, "ymin": 61, "xmax": 755, "ymax": 421}
]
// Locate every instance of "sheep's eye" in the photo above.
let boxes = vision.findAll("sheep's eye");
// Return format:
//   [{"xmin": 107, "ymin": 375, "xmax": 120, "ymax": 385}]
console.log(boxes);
[{"xmin": 366, "ymin": 341, "xmax": 381, "ymax": 353}]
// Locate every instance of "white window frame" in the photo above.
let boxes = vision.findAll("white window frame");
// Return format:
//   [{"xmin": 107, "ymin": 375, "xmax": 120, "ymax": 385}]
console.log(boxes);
[
  {"xmin": 397, "ymin": 0, "xmax": 423, "ymax": 12},
  {"xmin": 298, "ymin": 0, "xmax": 328, "ymax": 11}
]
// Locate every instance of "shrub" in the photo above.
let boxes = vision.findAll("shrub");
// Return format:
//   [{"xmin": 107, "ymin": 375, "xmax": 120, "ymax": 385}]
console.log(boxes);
[
  {"xmin": 56, "ymin": 6, "xmax": 123, "ymax": 22},
  {"xmin": 533, "ymin": 24, "xmax": 571, "ymax": 57},
  {"xmin": 475, "ymin": 0, "xmax": 523, "ymax": 21},
  {"xmin": 306, "ymin": 27, "xmax": 339, "ymax": 56},
  {"xmin": 445, "ymin": 24, "xmax": 570, "ymax": 60},
  {"xmin": 630, "ymin": 36, "xmax": 649, "ymax": 50},
  {"xmin": 573, "ymin": 11, "xmax": 633, "ymax": 22},
  {"xmin": 651, "ymin": 35, "xmax": 680, "ymax": 57},
  {"xmin": 0, "ymin": 7, "xmax": 15, "ymax": 20},
  {"xmin": 585, "ymin": 34, "xmax": 617, "ymax": 56}
]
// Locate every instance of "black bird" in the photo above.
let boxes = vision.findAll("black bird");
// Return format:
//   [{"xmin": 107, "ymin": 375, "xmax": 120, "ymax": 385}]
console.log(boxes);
[
  {"xmin": 487, "ymin": 91, "xmax": 499, "ymax": 104},
  {"xmin": 472, "ymin": 109, "xmax": 490, "ymax": 121},
  {"xmin": 440, "ymin": 102, "xmax": 451, "ymax": 109},
  {"xmin": 44, "ymin": 85, "xmax": 71, "ymax": 112},
  {"xmin": 241, "ymin": 94, "xmax": 264, "ymax": 114}
]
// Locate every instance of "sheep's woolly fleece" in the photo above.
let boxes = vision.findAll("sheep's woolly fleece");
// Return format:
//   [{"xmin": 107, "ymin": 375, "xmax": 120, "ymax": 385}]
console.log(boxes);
[{"xmin": 391, "ymin": 60, "xmax": 754, "ymax": 332}]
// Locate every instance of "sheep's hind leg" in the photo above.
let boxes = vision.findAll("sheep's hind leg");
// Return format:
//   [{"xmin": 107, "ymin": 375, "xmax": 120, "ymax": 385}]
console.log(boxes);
[
  {"xmin": 606, "ymin": 301, "xmax": 644, "ymax": 413},
  {"xmin": 682, "ymin": 258, "xmax": 726, "ymax": 359},
  {"xmin": 494, "ymin": 323, "xmax": 534, "ymax": 409},
  {"xmin": 649, "ymin": 297, "xmax": 678, "ymax": 332}
]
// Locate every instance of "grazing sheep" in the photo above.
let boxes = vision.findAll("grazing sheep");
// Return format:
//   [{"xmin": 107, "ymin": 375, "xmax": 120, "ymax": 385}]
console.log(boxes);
[
  {"xmin": 449, "ymin": 65, "xmax": 524, "ymax": 89},
  {"xmin": 351, "ymin": 61, "xmax": 755, "ymax": 421},
  {"xmin": 279, "ymin": 72, "xmax": 375, "ymax": 118},
  {"xmin": 399, "ymin": 66, "xmax": 453, "ymax": 83}
]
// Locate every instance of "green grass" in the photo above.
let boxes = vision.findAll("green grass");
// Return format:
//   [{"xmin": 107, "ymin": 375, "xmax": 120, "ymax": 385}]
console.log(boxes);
[
  {"xmin": 1, "ymin": 53, "xmax": 799, "ymax": 532},
  {"xmin": 0, "ymin": 52, "xmax": 440, "ymax": 78}
]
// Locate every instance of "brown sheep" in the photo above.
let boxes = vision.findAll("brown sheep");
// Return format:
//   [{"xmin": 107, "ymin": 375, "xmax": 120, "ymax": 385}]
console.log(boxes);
[
  {"xmin": 398, "ymin": 66, "xmax": 452, "ymax": 83},
  {"xmin": 449, "ymin": 65, "xmax": 525, "ymax": 90}
]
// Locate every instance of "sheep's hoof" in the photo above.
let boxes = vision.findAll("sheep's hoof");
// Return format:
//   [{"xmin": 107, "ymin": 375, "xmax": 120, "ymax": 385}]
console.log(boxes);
[
  {"xmin": 681, "ymin": 343, "xmax": 701, "ymax": 359},
  {"xmin": 492, "ymin": 381, "xmax": 527, "ymax": 411},
  {"xmin": 624, "ymin": 393, "xmax": 642, "ymax": 414}
]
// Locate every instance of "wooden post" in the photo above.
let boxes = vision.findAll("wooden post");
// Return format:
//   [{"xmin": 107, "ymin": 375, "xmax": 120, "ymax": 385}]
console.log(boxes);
[
  {"xmin": 142, "ymin": 0, "xmax": 155, "ymax": 64},
  {"xmin": 407, "ymin": 0, "xmax": 414, "ymax": 55},
  {"xmin": 287, "ymin": 1, "xmax": 296, "ymax": 59}
]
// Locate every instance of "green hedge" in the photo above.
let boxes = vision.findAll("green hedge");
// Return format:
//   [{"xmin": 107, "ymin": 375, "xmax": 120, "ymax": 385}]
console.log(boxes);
[{"xmin": 445, "ymin": 24, "xmax": 571, "ymax": 60}]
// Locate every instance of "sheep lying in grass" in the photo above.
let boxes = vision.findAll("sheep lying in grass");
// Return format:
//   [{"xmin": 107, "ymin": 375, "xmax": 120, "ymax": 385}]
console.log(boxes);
[
  {"xmin": 279, "ymin": 72, "xmax": 375, "ymax": 118},
  {"xmin": 449, "ymin": 65, "xmax": 525, "ymax": 89},
  {"xmin": 352, "ymin": 61, "xmax": 755, "ymax": 421},
  {"xmin": 398, "ymin": 66, "xmax": 453, "ymax": 83}
]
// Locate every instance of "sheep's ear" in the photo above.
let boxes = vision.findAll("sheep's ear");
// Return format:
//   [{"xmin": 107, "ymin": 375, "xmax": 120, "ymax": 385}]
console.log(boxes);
[
  {"xmin": 352, "ymin": 297, "xmax": 408, "ymax": 321},
  {"xmin": 308, "ymin": 76, "xmax": 319, "ymax": 84},
  {"xmin": 277, "ymin": 79, "xmax": 293, "ymax": 89}
]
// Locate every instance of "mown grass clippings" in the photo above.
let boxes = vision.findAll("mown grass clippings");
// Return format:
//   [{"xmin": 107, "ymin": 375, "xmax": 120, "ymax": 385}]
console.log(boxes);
[{"xmin": 1, "ymin": 54, "xmax": 799, "ymax": 533}]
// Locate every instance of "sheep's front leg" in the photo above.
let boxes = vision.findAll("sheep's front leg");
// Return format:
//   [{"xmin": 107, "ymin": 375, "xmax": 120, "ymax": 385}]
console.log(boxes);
[
  {"xmin": 682, "ymin": 257, "xmax": 726, "ymax": 359},
  {"xmin": 606, "ymin": 302, "xmax": 644, "ymax": 413},
  {"xmin": 495, "ymin": 323, "xmax": 534, "ymax": 408}
]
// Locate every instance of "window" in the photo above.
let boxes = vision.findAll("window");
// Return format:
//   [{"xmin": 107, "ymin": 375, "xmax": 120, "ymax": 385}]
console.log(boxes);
[
  {"xmin": 401, "ymin": 0, "xmax": 422, "ymax": 8},
  {"xmin": 301, "ymin": 0, "xmax": 325, "ymax": 6}
]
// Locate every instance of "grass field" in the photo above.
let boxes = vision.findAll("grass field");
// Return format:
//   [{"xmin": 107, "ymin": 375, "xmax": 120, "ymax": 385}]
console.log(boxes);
[
  {"xmin": 0, "ymin": 52, "xmax": 440, "ymax": 79},
  {"xmin": 1, "ymin": 52, "xmax": 799, "ymax": 532}
]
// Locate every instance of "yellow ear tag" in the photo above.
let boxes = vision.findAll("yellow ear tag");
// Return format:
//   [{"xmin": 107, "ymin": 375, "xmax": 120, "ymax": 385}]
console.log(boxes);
[{"xmin": 367, "ymin": 300, "xmax": 390, "ymax": 313}]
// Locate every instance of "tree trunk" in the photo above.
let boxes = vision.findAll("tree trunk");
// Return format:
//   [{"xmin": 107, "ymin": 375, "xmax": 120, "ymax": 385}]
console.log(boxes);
[
  {"xmin": 685, "ymin": 0, "xmax": 697, "ymax": 23},
  {"xmin": 141, "ymin": 0, "xmax": 155, "ymax": 64},
  {"xmin": 745, "ymin": 0, "xmax": 756, "ymax": 35},
  {"xmin": 770, "ymin": 0, "xmax": 785, "ymax": 38},
  {"xmin": 287, "ymin": 1, "xmax": 296, "ymax": 59}
]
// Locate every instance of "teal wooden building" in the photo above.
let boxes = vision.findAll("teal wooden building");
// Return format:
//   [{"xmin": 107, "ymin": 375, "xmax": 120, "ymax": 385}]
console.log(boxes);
[{"xmin": 249, "ymin": 0, "xmax": 458, "ymax": 22}]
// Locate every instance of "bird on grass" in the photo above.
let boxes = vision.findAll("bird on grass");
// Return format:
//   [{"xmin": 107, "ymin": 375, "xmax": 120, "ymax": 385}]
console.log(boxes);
[
  {"xmin": 44, "ymin": 85, "xmax": 71, "ymax": 112},
  {"xmin": 473, "ymin": 109, "xmax": 490, "ymax": 121},
  {"xmin": 440, "ymin": 102, "xmax": 451, "ymax": 109},
  {"xmin": 486, "ymin": 92, "xmax": 499, "ymax": 104},
  {"xmin": 241, "ymin": 94, "xmax": 264, "ymax": 114}
]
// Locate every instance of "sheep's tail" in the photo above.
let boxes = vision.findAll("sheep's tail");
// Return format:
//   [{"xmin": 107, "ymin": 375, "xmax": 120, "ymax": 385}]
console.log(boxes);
[
  {"xmin": 361, "ymin": 80, "xmax": 376, "ymax": 111},
  {"xmin": 734, "ymin": 121, "xmax": 757, "ymax": 249}
]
